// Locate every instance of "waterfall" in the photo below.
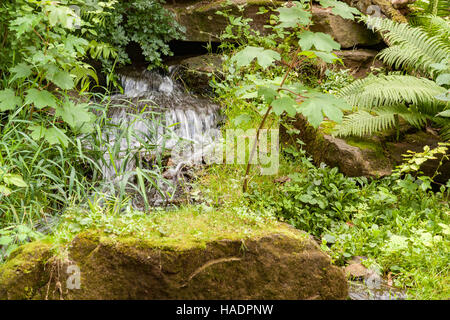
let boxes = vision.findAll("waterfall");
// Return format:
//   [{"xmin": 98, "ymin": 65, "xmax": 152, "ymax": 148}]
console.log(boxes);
[{"xmin": 100, "ymin": 67, "xmax": 222, "ymax": 187}]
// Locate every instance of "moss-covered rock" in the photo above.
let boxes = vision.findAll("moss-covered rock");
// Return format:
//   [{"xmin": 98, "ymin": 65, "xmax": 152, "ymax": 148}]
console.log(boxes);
[
  {"xmin": 0, "ymin": 222, "xmax": 348, "ymax": 300},
  {"xmin": 281, "ymin": 116, "xmax": 450, "ymax": 183}
]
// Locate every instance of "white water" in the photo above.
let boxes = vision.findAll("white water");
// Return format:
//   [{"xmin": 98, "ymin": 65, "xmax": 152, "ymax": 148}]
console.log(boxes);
[{"xmin": 100, "ymin": 67, "xmax": 221, "ymax": 184}]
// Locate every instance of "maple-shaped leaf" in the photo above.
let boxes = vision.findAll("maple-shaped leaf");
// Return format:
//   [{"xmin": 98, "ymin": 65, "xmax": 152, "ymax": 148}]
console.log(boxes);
[
  {"xmin": 298, "ymin": 31, "xmax": 340, "ymax": 52},
  {"xmin": 25, "ymin": 89, "xmax": 58, "ymax": 109},
  {"xmin": 319, "ymin": 0, "xmax": 361, "ymax": 20},
  {"xmin": 231, "ymin": 46, "xmax": 281, "ymax": 69},
  {"xmin": 55, "ymin": 99, "xmax": 93, "ymax": 131},
  {"xmin": 258, "ymin": 86, "xmax": 278, "ymax": 105},
  {"xmin": 299, "ymin": 51, "xmax": 341, "ymax": 64},
  {"xmin": 298, "ymin": 92, "xmax": 350, "ymax": 127},
  {"xmin": 29, "ymin": 125, "xmax": 69, "ymax": 147},
  {"xmin": 45, "ymin": 65, "xmax": 75, "ymax": 90},
  {"xmin": 271, "ymin": 97, "xmax": 297, "ymax": 117},
  {"xmin": 275, "ymin": 3, "xmax": 312, "ymax": 29},
  {"xmin": 0, "ymin": 89, "xmax": 22, "ymax": 112},
  {"xmin": 9, "ymin": 63, "xmax": 33, "ymax": 83}
]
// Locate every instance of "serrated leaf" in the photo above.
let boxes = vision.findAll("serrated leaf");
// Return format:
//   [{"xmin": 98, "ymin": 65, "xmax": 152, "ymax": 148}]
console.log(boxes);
[
  {"xmin": 0, "ymin": 89, "xmax": 22, "ymax": 112},
  {"xmin": 276, "ymin": 4, "xmax": 312, "ymax": 28},
  {"xmin": 258, "ymin": 86, "xmax": 278, "ymax": 104},
  {"xmin": 271, "ymin": 97, "xmax": 297, "ymax": 117},
  {"xmin": 299, "ymin": 31, "xmax": 340, "ymax": 52},
  {"xmin": 25, "ymin": 89, "xmax": 58, "ymax": 109},
  {"xmin": 319, "ymin": 0, "xmax": 360, "ymax": 20},
  {"xmin": 231, "ymin": 46, "xmax": 280, "ymax": 69},
  {"xmin": 9, "ymin": 63, "xmax": 33, "ymax": 83},
  {"xmin": 45, "ymin": 65, "xmax": 74, "ymax": 90},
  {"xmin": 55, "ymin": 99, "xmax": 93, "ymax": 129},
  {"xmin": 0, "ymin": 236, "xmax": 13, "ymax": 245},
  {"xmin": 29, "ymin": 125, "xmax": 47, "ymax": 141},
  {"xmin": 298, "ymin": 92, "xmax": 350, "ymax": 127},
  {"xmin": 44, "ymin": 127, "xmax": 69, "ymax": 147}
]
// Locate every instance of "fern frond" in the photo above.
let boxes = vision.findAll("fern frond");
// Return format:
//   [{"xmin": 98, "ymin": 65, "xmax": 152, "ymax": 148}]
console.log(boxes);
[
  {"xmin": 410, "ymin": 14, "xmax": 450, "ymax": 42},
  {"xmin": 333, "ymin": 110, "xmax": 396, "ymax": 137},
  {"xmin": 433, "ymin": 117, "xmax": 450, "ymax": 141},
  {"xmin": 333, "ymin": 105, "xmax": 430, "ymax": 138},
  {"xmin": 337, "ymin": 74, "xmax": 446, "ymax": 109},
  {"xmin": 365, "ymin": 16, "xmax": 450, "ymax": 76}
]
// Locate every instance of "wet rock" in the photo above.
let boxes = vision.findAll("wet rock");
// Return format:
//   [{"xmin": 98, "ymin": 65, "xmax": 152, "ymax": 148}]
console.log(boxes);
[
  {"xmin": 335, "ymin": 49, "xmax": 384, "ymax": 78},
  {"xmin": 0, "ymin": 226, "xmax": 348, "ymax": 300},
  {"xmin": 176, "ymin": 54, "xmax": 224, "ymax": 93},
  {"xmin": 280, "ymin": 116, "xmax": 450, "ymax": 183},
  {"xmin": 310, "ymin": 6, "xmax": 382, "ymax": 49},
  {"xmin": 344, "ymin": 263, "xmax": 369, "ymax": 280}
]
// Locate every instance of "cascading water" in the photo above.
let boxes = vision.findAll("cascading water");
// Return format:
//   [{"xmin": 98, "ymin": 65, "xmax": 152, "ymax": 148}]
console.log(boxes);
[{"xmin": 99, "ymin": 67, "xmax": 222, "ymax": 206}]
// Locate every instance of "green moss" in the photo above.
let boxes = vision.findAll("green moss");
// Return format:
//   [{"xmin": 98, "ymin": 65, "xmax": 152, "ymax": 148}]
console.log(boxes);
[
  {"xmin": 320, "ymin": 120, "xmax": 337, "ymax": 135},
  {"xmin": 344, "ymin": 137, "xmax": 385, "ymax": 158}
]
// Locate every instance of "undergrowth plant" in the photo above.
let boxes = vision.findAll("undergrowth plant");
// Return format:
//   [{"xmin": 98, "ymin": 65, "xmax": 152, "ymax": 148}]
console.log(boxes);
[
  {"xmin": 215, "ymin": 0, "xmax": 361, "ymax": 191},
  {"xmin": 334, "ymin": 15, "xmax": 450, "ymax": 140}
]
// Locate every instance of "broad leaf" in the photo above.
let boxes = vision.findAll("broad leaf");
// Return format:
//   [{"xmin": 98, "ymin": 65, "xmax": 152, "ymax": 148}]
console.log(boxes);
[
  {"xmin": 258, "ymin": 86, "xmax": 278, "ymax": 105},
  {"xmin": 276, "ymin": 3, "xmax": 312, "ymax": 29},
  {"xmin": 436, "ymin": 73, "xmax": 450, "ymax": 86},
  {"xmin": 3, "ymin": 174, "xmax": 27, "ymax": 188},
  {"xmin": 298, "ymin": 31, "xmax": 340, "ymax": 52},
  {"xmin": 298, "ymin": 92, "xmax": 350, "ymax": 127},
  {"xmin": 9, "ymin": 63, "xmax": 33, "ymax": 83},
  {"xmin": 271, "ymin": 97, "xmax": 297, "ymax": 117},
  {"xmin": 319, "ymin": 0, "xmax": 360, "ymax": 20},
  {"xmin": 231, "ymin": 46, "xmax": 281, "ymax": 69},
  {"xmin": 0, "ymin": 89, "xmax": 22, "ymax": 112},
  {"xmin": 25, "ymin": 89, "xmax": 58, "ymax": 109}
]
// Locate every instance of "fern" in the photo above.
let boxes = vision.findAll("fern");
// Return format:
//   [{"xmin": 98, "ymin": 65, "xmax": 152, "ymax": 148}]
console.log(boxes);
[
  {"xmin": 337, "ymin": 74, "xmax": 446, "ymax": 109},
  {"xmin": 365, "ymin": 16, "xmax": 450, "ymax": 77},
  {"xmin": 334, "ymin": 105, "xmax": 429, "ymax": 138}
]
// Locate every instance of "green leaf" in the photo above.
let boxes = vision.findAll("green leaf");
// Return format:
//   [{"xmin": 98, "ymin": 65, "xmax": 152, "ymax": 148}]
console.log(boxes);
[
  {"xmin": 0, "ymin": 236, "xmax": 13, "ymax": 246},
  {"xmin": 298, "ymin": 31, "xmax": 340, "ymax": 52},
  {"xmin": 233, "ymin": 114, "xmax": 253, "ymax": 126},
  {"xmin": 319, "ymin": 0, "xmax": 360, "ymax": 20},
  {"xmin": 298, "ymin": 92, "xmax": 350, "ymax": 127},
  {"xmin": 45, "ymin": 66, "xmax": 74, "ymax": 90},
  {"xmin": 271, "ymin": 97, "xmax": 297, "ymax": 117},
  {"xmin": 0, "ymin": 89, "xmax": 22, "ymax": 112},
  {"xmin": 45, "ymin": 127, "xmax": 70, "ymax": 147},
  {"xmin": 9, "ymin": 63, "xmax": 33, "ymax": 83},
  {"xmin": 3, "ymin": 174, "xmax": 27, "ymax": 188},
  {"xmin": 436, "ymin": 73, "xmax": 450, "ymax": 86},
  {"xmin": 0, "ymin": 185, "xmax": 12, "ymax": 196},
  {"xmin": 55, "ymin": 99, "xmax": 93, "ymax": 130},
  {"xmin": 276, "ymin": 3, "xmax": 312, "ymax": 29},
  {"xmin": 29, "ymin": 125, "xmax": 47, "ymax": 141},
  {"xmin": 437, "ymin": 109, "xmax": 450, "ymax": 117},
  {"xmin": 25, "ymin": 89, "xmax": 58, "ymax": 109},
  {"xmin": 258, "ymin": 86, "xmax": 278, "ymax": 105},
  {"xmin": 231, "ymin": 46, "xmax": 281, "ymax": 69}
]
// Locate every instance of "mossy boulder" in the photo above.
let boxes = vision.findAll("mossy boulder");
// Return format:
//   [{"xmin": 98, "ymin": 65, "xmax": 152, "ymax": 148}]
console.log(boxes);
[
  {"xmin": 0, "ymin": 222, "xmax": 348, "ymax": 300},
  {"xmin": 167, "ymin": 1, "xmax": 385, "ymax": 49},
  {"xmin": 281, "ymin": 116, "xmax": 450, "ymax": 183}
]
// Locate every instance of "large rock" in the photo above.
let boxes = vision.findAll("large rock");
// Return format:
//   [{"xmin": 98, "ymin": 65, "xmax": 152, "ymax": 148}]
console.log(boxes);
[
  {"xmin": 335, "ymin": 49, "xmax": 384, "ymax": 78},
  {"xmin": 281, "ymin": 116, "xmax": 450, "ymax": 184},
  {"xmin": 0, "ymin": 225, "xmax": 348, "ymax": 300},
  {"xmin": 310, "ymin": 6, "xmax": 381, "ymax": 49},
  {"xmin": 168, "ymin": 1, "xmax": 383, "ymax": 49},
  {"xmin": 175, "ymin": 54, "xmax": 224, "ymax": 93}
]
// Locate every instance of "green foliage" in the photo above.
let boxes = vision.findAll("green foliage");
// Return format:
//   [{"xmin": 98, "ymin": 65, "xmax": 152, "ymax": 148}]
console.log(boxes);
[
  {"xmin": 336, "ymin": 16, "xmax": 450, "ymax": 139},
  {"xmin": 77, "ymin": 0, "xmax": 185, "ymax": 72},
  {"xmin": 244, "ymin": 144, "xmax": 449, "ymax": 299}
]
